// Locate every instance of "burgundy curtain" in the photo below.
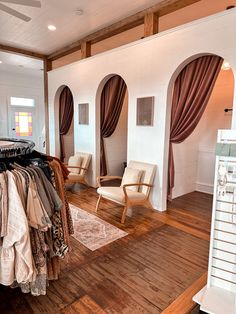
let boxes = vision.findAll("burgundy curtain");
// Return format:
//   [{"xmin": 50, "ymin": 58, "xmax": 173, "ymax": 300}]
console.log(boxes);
[
  {"xmin": 100, "ymin": 75, "xmax": 127, "ymax": 175},
  {"xmin": 59, "ymin": 86, "xmax": 74, "ymax": 162},
  {"xmin": 168, "ymin": 55, "xmax": 223, "ymax": 199}
]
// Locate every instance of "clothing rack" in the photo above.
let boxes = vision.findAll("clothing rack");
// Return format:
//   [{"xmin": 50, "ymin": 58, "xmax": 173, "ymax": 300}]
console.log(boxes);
[
  {"xmin": 0, "ymin": 138, "xmax": 35, "ymax": 158},
  {"xmin": 0, "ymin": 138, "xmax": 73, "ymax": 296}
]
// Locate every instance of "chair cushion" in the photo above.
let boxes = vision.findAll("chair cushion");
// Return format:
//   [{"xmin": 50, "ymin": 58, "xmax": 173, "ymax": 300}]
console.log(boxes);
[
  {"xmin": 128, "ymin": 161, "xmax": 156, "ymax": 194},
  {"xmin": 97, "ymin": 186, "xmax": 146, "ymax": 204},
  {"xmin": 68, "ymin": 156, "xmax": 82, "ymax": 174},
  {"xmin": 121, "ymin": 167, "xmax": 142, "ymax": 191}
]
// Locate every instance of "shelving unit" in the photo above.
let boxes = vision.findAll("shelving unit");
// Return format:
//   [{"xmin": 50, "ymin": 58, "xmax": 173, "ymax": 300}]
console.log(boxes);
[{"xmin": 193, "ymin": 129, "xmax": 236, "ymax": 314}]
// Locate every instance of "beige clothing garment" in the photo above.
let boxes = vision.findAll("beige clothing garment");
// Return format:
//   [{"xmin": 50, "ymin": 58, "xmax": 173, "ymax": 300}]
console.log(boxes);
[
  {"xmin": 0, "ymin": 172, "xmax": 8, "ymax": 238},
  {"xmin": 12, "ymin": 171, "xmax": 25, "ymax": 208},
  {"xmin": 26, "ymin": 174, "xmax": 52, "ymax": 230},
  {"xmin": 16, "ymin": 170, "xmax": 28, "ymax": 209},
  {"xmin": 10, "ymin": 168, "xmax": 47, "ymax": 296},
  {"xmin": 0, "ymin": 171, "xmax": 35, "ymax": 286},
  {"xmin": 11, "ymin": 166, "xmax": 51, "ymax": 230},
  {"xmin": 23, "ymin": 166, "xmax": 53, "ymax": 218}
]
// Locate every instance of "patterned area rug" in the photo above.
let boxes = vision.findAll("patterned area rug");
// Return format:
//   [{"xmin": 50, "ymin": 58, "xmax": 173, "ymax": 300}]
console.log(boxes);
[{"xmin": 69, "ymin": 204, "xmax": 128, "ymax": 251}]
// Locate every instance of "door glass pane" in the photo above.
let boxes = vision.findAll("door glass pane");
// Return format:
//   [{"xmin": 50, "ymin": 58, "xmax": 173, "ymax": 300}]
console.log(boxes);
[
  {"xmin": 15, "ymin": 112, "xmax": 32, "ymax": 136},
  {"xmin": 11, "ymin": 97, "xmax": 35, "ymax": 107}
]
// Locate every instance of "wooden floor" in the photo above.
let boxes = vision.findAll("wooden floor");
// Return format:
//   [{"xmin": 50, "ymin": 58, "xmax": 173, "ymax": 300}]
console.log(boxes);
[{"xmin": 0, "ymin": 188, "xmax": 212, "ymax": 314}]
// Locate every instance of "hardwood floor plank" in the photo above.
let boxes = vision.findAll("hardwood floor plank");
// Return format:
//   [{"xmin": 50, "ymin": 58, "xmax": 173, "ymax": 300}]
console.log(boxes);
[
  {"xmin": 152, "ymin": 212, "xmax": 210, "ymax": 241},
  {"xmin": 85, "ymin": 261, "xmax": 161, "ymax": 313},
  {"xmin": 0, "ymin": 189, "xmax": 212, "ymax": 313},
  {"xmin": 162, "ymin": 272, "xmax": 207, "ymax": 314},
  {"xmin": 60, "ymin": 295, "xmax": 106, "ymax": 314}
]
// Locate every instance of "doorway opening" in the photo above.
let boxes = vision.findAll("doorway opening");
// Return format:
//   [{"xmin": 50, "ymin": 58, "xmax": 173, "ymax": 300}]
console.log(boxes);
[
  {"xmin": 0, "ymin": 51, "xmax": 45, "ymax": 152},
  {"xmin": 54, "ymin": 85, "xmax": 74, "ymax": 163},
  {"xmin": 166, "ymin": 54, "xmax": 234, "ymax": 232},
  {"xmin": 96, "ymin": 74, "xmax": 128, "ymax": 178}
]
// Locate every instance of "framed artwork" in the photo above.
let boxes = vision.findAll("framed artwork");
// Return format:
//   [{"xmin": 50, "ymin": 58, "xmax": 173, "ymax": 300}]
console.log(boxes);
[
  {"xmin": 136, "ymin": 96, "xmax": 154, "ymax": 126},
  {"xmin": 78, "ymin": 103, "xmax": 89, "ymax": 125}
]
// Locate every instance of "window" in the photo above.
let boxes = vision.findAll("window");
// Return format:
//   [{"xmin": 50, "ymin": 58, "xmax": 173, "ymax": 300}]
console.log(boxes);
[
  {"xmin": 15, "ymin": 112, "xmax": 32, "ymax": 136},
  {"xmin": 10, "ymin": 97, "xmax": 35, "ymax": 107}
]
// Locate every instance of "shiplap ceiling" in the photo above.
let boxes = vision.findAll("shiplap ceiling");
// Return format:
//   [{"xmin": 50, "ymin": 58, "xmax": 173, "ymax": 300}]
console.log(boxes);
[
  {"xmin": 0, "ymin": 51, "xmax": 43, "ymax": 76},
  {"xmin": 0, "ymin": 0, "xmax": 236, "ymax": 75},
  {"xmin": 0, "ymin": 0, "xmax": 164, "ymax": 54}
]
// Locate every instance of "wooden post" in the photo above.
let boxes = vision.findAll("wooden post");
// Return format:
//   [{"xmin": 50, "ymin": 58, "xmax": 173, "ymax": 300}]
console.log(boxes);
[
  {"xmin": 81, "ymin": 40, "xmax": 91, "ymax": 59},
  {"xmin": 43, "ymin": 58, "xmax": 52, "ymax": 154},
  {"xmin": 144, "ymin": 12, "xmax": 159, "ymax": 37}
]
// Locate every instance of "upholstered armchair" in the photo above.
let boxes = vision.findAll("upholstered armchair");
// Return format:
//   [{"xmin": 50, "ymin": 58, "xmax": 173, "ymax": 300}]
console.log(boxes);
[
  {"xmin": 95, "ymin": 160, "xmax": 156, "ymax": 223},
  {"xmin": 65, "ymin": 152, "xmax": 92, "ymax": 186}
]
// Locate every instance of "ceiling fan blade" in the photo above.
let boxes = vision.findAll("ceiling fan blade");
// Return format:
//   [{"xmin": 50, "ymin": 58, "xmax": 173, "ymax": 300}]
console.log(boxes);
[
  {"xmin": 0, "ymin": 0, "xmax": 41, "ymax": 8},
  {"xmin": 0, "ymin": 3, "xmax": 31, "ymax": 21}
]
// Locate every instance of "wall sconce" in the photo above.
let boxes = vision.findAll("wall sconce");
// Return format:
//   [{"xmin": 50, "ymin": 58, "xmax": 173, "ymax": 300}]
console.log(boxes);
[
  {"xmin": 224, "ymin": 108, "xmax": 233, "ymax": 113},
  {"xmin": 222, "ymin": 61, "xmax": 231, "ymax": 71}
]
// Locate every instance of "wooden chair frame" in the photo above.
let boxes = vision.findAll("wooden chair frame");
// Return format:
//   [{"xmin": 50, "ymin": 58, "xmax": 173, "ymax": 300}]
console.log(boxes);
[
  {"xmin": 96, "ymin": 175, "xmax": 154, "ymax": 223},
  {"xmin": 65, "ymin": 165, "xmax": 89, "ymax": 186}
]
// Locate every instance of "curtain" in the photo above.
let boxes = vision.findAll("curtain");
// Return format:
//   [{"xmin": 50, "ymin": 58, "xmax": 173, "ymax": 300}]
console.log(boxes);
[
  {"xmin": 168, "ymin": 55, "xmax": 223, "ymax": 199},
  {"xmin": 59, "ymin": 86, "xmax": 74, "ymax": 162},
  {"xmin": 100, "ymin": 75, "xmax": 127, "ymax": 176}
]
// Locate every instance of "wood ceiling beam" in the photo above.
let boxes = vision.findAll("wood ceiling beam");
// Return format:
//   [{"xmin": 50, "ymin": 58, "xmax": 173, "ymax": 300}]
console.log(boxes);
[
  {"xmin": 48, "ymin": 0, "xmax": 201, "ymax": 61},
  {"xmin": 81, "ymin": 41, "xmax": 91, "ymax": 59},
  {"xmin": 43, "ymin": 59, "xmax": 51, "ymax": 153},
  {"xmin": 144, "ymin": 12, "xmax": 159, "ymax": 37},
  {"xmin": 0, "ymin": 44, "xmax": 46, "ymax": 60}
]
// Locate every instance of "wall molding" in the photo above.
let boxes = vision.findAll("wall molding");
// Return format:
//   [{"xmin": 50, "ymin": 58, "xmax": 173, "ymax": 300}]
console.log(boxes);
[{"xmin": 196, "ymin": 182, "xmax": 213, "ymax": 194}]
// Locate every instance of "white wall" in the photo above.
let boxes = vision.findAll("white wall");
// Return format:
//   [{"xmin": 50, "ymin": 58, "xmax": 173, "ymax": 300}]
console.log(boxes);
[
  {"xmin": 104, "ymin": 91, "xmax": 128, "ymax": 176},
  {"xmin": 172, "ymin": 69, "xmax": 234, "ymax": 198},
  {"xmin": 0, "ymin": 70, "xmax": 45, "ymax": 151},
  {"xmin": 196, "ymin": 69, "xmax": 233, "ymax": 194},
  {"xmin": 48, "ymin": 8, "xmax": 236, "ymax": 211}
]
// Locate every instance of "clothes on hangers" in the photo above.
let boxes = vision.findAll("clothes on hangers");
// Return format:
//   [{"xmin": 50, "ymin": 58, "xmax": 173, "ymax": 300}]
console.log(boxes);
[{"xmin": 0, "ymin": 155, "xmax": 73, "ymax": 296}]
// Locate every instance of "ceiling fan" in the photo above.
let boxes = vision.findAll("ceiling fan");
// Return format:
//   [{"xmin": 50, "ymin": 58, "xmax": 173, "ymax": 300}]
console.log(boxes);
[{"xmin": 0, "ymin": 0, "xmax": 41, "ymax": 22}]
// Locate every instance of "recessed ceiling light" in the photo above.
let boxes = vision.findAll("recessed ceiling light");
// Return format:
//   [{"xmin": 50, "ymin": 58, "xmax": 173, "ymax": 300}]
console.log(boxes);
[
  {"xmin": 75, "ymin": 9, "xmax": 83, "ymax": 15},
  {"xmin": 48, "ymin": 25, "xmax": 56, "ymax": 31},
  {"xmin": 0, "ymin": 61, "xmax": 2, "ymax": 64}
]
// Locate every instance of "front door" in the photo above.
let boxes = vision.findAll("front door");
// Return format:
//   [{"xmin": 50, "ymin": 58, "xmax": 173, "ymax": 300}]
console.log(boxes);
[{"xmin": 9, "ymin": 107, "xmax": 38, "ymax": 147}]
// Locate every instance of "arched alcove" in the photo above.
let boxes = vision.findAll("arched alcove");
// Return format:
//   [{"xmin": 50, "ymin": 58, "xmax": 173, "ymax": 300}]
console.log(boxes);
[
  {"xmin": 164, "ymin": 53, "xmax": 235, "ymax": 205},
  {"xmin": 54, "ymin": 85, "xmax": 74, "ymax": 162},
  {"xmin": 95, "ymin": 74, "xmax": 128, "ymax": 178}
]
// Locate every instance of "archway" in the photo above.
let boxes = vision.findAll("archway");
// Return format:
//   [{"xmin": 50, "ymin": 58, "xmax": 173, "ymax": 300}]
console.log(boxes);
[
  {"xmin": 96, "ymin": 74, "xmax": 128, "ymax": 178},
  {"xmin": 54, "ymin": 85, "xmax": 74, "ymax": 162},
  {"xmin": 165, "ymin": 53, "xmax": 235, "ymax": 204}
]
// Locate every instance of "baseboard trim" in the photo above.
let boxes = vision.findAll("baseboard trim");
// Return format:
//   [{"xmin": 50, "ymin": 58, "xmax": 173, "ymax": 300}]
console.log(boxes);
[{"xmin": 196, "ymin": 182, "xmax": 213, "ymax": 195}]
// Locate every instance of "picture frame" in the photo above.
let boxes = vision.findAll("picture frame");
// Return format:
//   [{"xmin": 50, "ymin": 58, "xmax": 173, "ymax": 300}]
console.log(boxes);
[
  {"xmin": 78, "ymin": 103, "xmax": 89, "ymax": 125},
  {"xmin": 136, "ymin": 96, "xmax": 154, "ymax": 126}
]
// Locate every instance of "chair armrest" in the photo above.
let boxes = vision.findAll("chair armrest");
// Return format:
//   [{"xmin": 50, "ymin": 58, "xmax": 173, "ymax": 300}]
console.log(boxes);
[
  {"xmin": 122, "ymin": 183, "xmax": 153, "ymax": 199},
  {"xmin": 65, "ymin": 165, "xmax": 87, "ymax": 170},
  {"xmin": 97, "ymin": 175, "xmax": 122, "ymax": 187},
  {"xmin": 123, "ymin": 183, "xmax": 153, "ymax": 188}
]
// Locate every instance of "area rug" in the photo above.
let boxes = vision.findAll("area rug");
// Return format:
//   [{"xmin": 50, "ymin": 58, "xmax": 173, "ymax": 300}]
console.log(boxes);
[{"xmin": 69, "ymin": 204, "xmax": 128, "ymax": 251}]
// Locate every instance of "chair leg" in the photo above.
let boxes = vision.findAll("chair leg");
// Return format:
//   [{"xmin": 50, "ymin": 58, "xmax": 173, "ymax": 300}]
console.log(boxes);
[
  {"xmin": 95, "ymin": 195, "xmax": 102, "ymax": 212},
  {"xmin": 82, "ymin": 178, "xmax": 89, "ymax": 186},
  {"xmin": 121, "ymin": 205, "xmax": 128, "ymax": 224}
]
